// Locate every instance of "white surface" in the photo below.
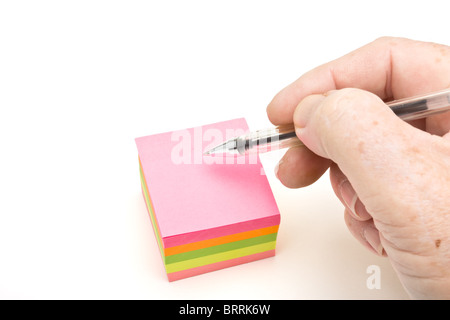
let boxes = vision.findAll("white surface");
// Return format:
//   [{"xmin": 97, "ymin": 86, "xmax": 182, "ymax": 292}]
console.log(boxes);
[{"xmin": 0, "ymin": 1, "xmax": 447, "ymax": 299}]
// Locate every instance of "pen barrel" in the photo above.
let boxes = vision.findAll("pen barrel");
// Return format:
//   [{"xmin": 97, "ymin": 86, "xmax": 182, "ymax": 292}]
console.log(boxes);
[
  {"xmin": 387, "ymin": 89, "xmax": 450, "ymax": 121},
  {"xmin": 240, "ymin": 124, "xmax": 303, "ymax": 154},
  {"xmin": 230, "ymin": 89, "xmax": 450, "ymax": 156}
]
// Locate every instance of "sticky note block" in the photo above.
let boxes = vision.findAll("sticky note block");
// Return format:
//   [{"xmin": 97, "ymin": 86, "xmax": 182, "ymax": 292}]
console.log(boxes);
[{"xmin": 135, "ymin": 118, "xmax": 281, "ymax": 281}]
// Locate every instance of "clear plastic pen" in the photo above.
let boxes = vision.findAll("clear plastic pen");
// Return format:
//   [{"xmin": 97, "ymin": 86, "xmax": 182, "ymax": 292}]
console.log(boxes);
[{"xmin": 203, "ymin": 89, "xmax": 450, "ymax": 156}]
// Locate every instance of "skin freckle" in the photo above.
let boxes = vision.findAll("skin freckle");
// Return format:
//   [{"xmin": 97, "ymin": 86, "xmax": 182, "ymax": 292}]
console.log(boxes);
[
  {"xmin": 408, "ymin": 146, "xmax": 420, "ymax": 154},
  {"xmin": 435, "ymin": 239, "xmax": 441, "ymax": 248}
]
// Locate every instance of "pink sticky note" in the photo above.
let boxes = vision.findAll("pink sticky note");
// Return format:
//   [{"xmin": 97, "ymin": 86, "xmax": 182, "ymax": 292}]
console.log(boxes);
[{"xmin": 135, "ymin": 118, "xmax": 280, "ymax": 248}]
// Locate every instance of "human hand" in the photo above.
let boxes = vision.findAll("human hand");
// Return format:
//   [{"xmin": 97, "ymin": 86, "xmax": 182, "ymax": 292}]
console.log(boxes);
[{"xmin": 266, "ymin": 37, "xmax": 450, "ymax": 299}]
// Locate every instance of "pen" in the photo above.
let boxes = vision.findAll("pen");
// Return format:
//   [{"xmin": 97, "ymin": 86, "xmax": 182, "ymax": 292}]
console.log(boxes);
[{"xmin": 204, "ymin": 88, "xmax": 450, "ymax": 156}]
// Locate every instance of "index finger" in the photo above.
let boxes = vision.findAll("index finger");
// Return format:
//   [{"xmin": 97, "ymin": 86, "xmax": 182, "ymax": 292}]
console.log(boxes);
[{"xmin": 266, "ymin": 37, "xmax": 450, "ymax": 132}]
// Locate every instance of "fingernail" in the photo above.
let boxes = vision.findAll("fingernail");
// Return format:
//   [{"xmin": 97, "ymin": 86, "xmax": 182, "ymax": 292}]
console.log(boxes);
[
  {"xmin": 295, "ymin": 127, "xmax": 304, "ymax": 138},
  {"xmin": 364, "ymin": 227, "xmax": 386, "ymax": 256},
  {"xmin": 354, "ymin": 197, "xmax": 371, "ymax": 220},
  {"xmin": 274, "ymin": 160, "xmax": 283, "ymax": 180},
  {"xmin": 340, "ymin": 180, "xmax": 371, "ymax": 220},
  {"xmin": 322, "ymin": 89, "xmax": 337, "ymax": 97},
  {"xmin": 339, "ymin": 179, "xmax": 358, "ymax": 216}
]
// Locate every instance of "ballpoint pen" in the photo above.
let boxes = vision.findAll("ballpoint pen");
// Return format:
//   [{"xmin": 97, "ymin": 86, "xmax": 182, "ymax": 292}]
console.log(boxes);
[{"xmin": 203, "ymin": 89, "xmax": 450, "ymax": 156}]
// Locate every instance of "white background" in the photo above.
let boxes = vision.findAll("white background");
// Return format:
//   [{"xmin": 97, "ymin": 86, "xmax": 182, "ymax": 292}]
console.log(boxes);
[{"xmin": 0, "ymin": 1, "xmax": 448, "ymax": 299}]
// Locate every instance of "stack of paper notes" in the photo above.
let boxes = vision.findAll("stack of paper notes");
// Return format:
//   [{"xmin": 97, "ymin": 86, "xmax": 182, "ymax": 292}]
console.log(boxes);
[{"xmin": 135, "ymin": 118, "xmax": 281, "ymax": 281}]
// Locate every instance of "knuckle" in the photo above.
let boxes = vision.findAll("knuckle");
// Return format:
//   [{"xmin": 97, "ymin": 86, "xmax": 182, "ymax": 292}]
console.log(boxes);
[
  {"xmin": 373, "ymin": 36, "xmax": 402, "ymax": 46},
  {"xmin": 373, "ymin": 36, "xmax": 395, "ymax": 44}
]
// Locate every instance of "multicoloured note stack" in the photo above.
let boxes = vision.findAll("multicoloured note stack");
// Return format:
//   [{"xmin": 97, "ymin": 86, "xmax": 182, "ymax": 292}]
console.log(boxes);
[{"xmin": 135, "ymin": 118, "xmax": 281, "ymax": 281}]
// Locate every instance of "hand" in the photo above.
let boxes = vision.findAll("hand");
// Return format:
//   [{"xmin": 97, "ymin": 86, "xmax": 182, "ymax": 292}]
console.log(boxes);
[{"xmin": 267, "ymin": 37, "xmax": 450, "ymax": 299}]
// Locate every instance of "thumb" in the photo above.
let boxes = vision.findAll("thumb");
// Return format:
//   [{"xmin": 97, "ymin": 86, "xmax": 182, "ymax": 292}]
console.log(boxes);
[
  {"xmin": 294, "ymin": 88, "xmax": 445, "ymax": 223},
  {"xmin": 294, "ymin": 88, "xmax": 408, "ymax": 163}
]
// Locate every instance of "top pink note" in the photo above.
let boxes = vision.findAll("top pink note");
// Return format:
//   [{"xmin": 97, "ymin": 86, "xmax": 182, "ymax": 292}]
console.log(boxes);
[{"xmin": 135, "ymin": 118, "xmax": 280, "ymax": 248}]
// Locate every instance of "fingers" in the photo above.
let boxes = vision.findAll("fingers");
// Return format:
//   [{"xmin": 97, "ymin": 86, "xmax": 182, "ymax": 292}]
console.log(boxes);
[
  {"xmin": 267, "ymin": 37, "xmax": 450, "ymax": 131},
  {"xmin": 267, "ymin": 36, "xmax": 393, "ymax": 125},
  {"xmin": 267, "ymin": 36, "xmax": 390, "ymax": 124},
  {"xmin": 344, "ymin": 209, "xmax": 386, "ymax": 257},
  {"xmin": 329, "ymin": 163, "xmax": 371, "ymax": 221},
  {"xmin": 275, "ymin": 146, "xmax": 331, "ymax": 188},
  {"xmin": 330, "ymin": 159, "xmax": 386, "ymax": 256}
]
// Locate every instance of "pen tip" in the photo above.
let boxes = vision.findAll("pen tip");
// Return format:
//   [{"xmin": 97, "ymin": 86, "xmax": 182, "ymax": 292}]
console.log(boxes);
[{"xmin": 203, "ymin": 140, "xmax": 236, "ymax": 156}]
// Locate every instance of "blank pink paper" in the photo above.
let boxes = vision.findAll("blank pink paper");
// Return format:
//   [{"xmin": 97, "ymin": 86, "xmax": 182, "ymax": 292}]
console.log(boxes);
[{"xmin": 135, "ymin": 118, "xmax": 281, "ymax": 249}]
